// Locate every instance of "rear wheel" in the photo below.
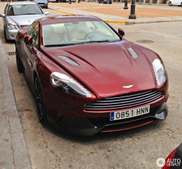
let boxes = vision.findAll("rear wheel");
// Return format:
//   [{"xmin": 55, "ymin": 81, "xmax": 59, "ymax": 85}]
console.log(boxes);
[
  {"xmin": 168, "ymin": 1, "xmax": 172, "ymax": 6},
  {"xmin": 16, "ymin": 47, "xmax": 24, "ymax": 73},
  {"xmin": 34, "ymin": 76, "xmax": 48, "ymax": 124}
]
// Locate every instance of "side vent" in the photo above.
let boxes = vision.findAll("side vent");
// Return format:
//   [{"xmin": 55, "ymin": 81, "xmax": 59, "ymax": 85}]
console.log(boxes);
[
  {"xmin": 58, "ymin": 55, "xmax": 79, "ymax": 66},
  {"xmin": 128, "ymin": 47, "xmax": 138, "ymax": 59}
]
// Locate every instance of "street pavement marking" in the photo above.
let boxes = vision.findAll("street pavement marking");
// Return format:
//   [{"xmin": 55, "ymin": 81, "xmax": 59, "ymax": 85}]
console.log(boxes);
[
  {"xmin": 103, "ymin": 20, "xmax": 126, "ymax": 24},
  {"xmin": 54, "ymin": 9, "xmax": 126, "ymax": 24},
  {"xmin": 54, "ymin": 9, "xmax": 75, "ymax": 15}
]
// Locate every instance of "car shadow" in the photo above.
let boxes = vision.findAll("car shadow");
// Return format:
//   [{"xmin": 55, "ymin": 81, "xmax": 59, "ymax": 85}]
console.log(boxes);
[{"xmin": 42, "ymin": 119, "xmax": 165, "ymax": 144}]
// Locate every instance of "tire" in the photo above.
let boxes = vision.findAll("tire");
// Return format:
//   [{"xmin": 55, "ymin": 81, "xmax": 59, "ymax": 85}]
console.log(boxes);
[
  {"xmin": 168, "ymin": 1, "xmax": 172, "ymax": 6},
  {"xmin": 34, "ymin": 76, "xmax": 48, "ymax": 124},
  {"xmin": 16, "ymin": 47, "xmax": 24, "ymax": 73},
  {"xmin": 110, "ymin": 1, "xmax": 112, "ymax": 4},
  {"xmin": 4, "ymin": 28, "xmax": 10, "ymax": 43}
]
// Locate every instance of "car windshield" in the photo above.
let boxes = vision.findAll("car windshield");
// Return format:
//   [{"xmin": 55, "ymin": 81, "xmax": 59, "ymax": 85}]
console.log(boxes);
[
  {"xmin": 42, "ymin": 20, "xmax": 121, "ymax": 47},
  {"xmin": 7, "ymin": 4, "xmax": 43, "ymax": 16}
]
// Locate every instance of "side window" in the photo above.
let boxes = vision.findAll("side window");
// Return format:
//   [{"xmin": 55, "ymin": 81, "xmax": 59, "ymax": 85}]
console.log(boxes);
[
  {"xmin": 7, "ymin": 6, "xmax": 14, "ymax": 16},
  {"xmin": 29, "ymin": 22, "xmax": 39, "ymax": 46},
  {"xmin": 28, "ymin": 21, "xmax": 38, "ymax": 35}
]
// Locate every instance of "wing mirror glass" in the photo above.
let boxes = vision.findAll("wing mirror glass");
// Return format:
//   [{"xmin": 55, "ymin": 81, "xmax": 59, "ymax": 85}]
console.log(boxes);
[
  {"xmin": 118, "ymin": 28, "xmax": 125, "ymax": 37},
  {"xmin": 24, "ymin": 35, "xmax": 32, "ymax": 44},
  {"xmin": 0, "ymin": 14, "xmax": 5, "ymax": 18}
]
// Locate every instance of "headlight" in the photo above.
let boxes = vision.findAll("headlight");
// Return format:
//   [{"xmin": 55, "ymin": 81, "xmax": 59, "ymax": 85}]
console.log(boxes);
[
  {"xmin": 50, "ymin": 72, "xmax": 92, "ymax": 97},
  {"xmin": 7, "ymin": 23, "xmax": 19, "ymax": 30},
  {"xmin": 152, "ymin": 59, "xmax": 166, "ymax": 86}
]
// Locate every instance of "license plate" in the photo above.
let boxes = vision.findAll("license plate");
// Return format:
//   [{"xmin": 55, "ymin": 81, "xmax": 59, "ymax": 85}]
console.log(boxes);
[{"xmin": 110, "ymin": 105, "xmax": 150, "ymax": 121}]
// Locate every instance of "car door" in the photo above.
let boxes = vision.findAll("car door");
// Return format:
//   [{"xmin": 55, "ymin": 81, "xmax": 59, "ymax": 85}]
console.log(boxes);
[
  {"xmin": 172, "ymin": 0, "xmax": 180, "ymax": 5},
  {"xmin": 176, "ymin": 0, "xmax": 182, "ymax": 5},
  {"xmin": 24, "ymin": 21, "xmax": 39, "ymax": 86}
]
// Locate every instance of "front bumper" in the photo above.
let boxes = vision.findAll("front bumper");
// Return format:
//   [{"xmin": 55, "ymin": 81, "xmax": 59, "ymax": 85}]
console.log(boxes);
[
  {"xmin": 5, "ymin": 28, "xmax": 18, "ymax": 40},
  {"xmin": 38, "ymin": 3, "xmax": 48, "ymax": 8},
  {"xmin": 54, "ymin": 102, "xmax": 168, "ymax": 136}
]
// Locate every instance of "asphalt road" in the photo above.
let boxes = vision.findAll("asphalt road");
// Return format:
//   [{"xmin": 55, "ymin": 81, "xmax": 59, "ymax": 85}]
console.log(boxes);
[{"xmin": 0, "ymin": 3, "xmax": 182, "ymax": 169}]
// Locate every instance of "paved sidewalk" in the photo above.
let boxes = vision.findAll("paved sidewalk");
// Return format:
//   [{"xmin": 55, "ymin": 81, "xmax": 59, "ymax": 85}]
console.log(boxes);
[
  {"xmin": 0, "ymin": 39, "xmax": 31, "ymax": 169},
  {"xmin": 49, "ymin": 2, "xmax": 182, "ymax": 24}
]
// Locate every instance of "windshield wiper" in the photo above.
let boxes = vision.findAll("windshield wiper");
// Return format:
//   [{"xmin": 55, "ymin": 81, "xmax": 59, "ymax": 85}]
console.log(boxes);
[
  {"xmin": 25, "ymin": 13, "xmax": 40, "ymax": 15},
  {"xmin": 44, "ymin": 40, "xmax": 113, "ymax": 47},
  {"xmin": 88, "ymin": 40, "xmax": 110, "ymax": 43},
  {"xmin": 44, "ymin": 43, "xmax": 80, "ymax": 47},
  {"xmin": 45, "ymin": 42, "xmax": 90, "ymax": 47}
]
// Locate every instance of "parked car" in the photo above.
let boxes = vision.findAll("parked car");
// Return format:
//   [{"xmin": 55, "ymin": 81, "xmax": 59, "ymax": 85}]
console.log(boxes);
[
  {"xmin": 48, "ymin": 0, "xmax": 76, "ymax": 3},
  {"xmin": 34, "ymin": 0, "xmax": 48, "ymax": 8},
  {"xmin": 0, "ymin": 1, "xmax": 49, "ymax": 42},
  {"xmin": 103, "ymin": 0, "xmax": 112, "ymax": 4},
  {"xmin": 168, "ymin": 0, "xmax": 182, "ymax": 6},
  {"xmin": 162, "ymin": 143, "xmax": 182, "ymax": 168},
  {"xmin": 15, "ymin": 15, "xmax": 169, "ymax": 136}
]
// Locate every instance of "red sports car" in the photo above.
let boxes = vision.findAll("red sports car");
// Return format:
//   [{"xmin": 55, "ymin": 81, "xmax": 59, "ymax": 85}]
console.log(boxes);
[{"xmin": 15, "ymin": 15, "xmax": 169, "ymax": 136}]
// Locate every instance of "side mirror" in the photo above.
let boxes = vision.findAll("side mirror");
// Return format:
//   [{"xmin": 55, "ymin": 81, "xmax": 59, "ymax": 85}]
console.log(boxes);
[
  {"xmin": 44, "ymin": 12, "xmax": 49, "ymax": 15},
  {"xmin": 0, "ymin": 14, "xmax": 5, "ymax": 18},
  {"xmin": 118, "ymin": 28, "xmax": 125, "ymax": 37},
  {"xmin": 24, "ymin": 35, "xmax": 32, "ymax": 44}
]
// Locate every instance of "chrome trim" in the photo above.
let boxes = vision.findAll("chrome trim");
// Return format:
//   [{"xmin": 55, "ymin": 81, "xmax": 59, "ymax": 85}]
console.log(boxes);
[
  {"xmin": 85, "ymin": 90, "xmax": 163, "ymax": 111},
  {"xmin": 123, "ymin": 85, "xmax": 133, "ymax": 89},
  {"xmin": 154, "ymin": 111, "xmax": 167, "ymax": 120}
]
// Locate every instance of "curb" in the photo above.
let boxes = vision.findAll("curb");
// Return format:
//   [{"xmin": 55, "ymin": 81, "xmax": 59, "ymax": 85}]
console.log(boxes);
[
  {"xmin": 54, "ymin": 9, "xmax": 126, "ymax": 24},
  {"xmin": 50, "ymin": 5, "xmax": 182, "ymax": 25},
  {"xmin": 0, "ymin": 39, "xmax": 31, "ymax": 169}
]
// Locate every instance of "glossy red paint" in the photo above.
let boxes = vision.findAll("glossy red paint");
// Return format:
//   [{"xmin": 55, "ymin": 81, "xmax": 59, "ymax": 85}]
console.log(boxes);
[
  {"xmin": 163, "ymin": 148, "xmax": 178, "ymax": 169},
  {"xmin": 15, "ymin": 15, "xmax": 169, "ymax": 135}
]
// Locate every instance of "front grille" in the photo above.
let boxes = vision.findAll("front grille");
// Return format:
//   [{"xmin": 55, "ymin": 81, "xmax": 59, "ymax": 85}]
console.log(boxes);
[{"xmin": 85, "ymin": 90, "xmax": 163, "ymax": 111}]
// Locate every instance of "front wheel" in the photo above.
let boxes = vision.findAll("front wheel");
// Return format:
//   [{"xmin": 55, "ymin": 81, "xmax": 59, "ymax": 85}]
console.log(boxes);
[
  {"xmin": 168, "ymin": 1, "xmax": 172, "ymax": 6},
  {"xmin": 16, "ymin": 47, "xmax": 24, "ymax": 73},
  {"xmin": 4, "ymin": 28, "xmax": 10, "ymax": 43},
  {"xmin": 34, "ymin": 76, "xmax": 48, "ymax": 124}
]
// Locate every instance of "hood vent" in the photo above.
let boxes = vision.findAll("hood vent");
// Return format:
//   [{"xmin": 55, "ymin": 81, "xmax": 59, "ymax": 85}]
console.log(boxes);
[
  {"xmin": 58, "ymin": 55, "xmax": 79, "ymax": 66},
  {"xmin": 128, "ymin": 47, "xmax": 138, "ymax": 59}
]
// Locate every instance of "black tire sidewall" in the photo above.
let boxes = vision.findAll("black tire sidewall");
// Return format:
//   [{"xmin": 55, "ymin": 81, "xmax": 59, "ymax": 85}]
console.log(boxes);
[{"xmin": 34, "ymin": 76, "xmax": 48, "ymax": 124}]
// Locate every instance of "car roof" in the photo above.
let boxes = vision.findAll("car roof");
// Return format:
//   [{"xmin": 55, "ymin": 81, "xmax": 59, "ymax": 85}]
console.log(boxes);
[
  {"xmin": 8, "ymin": 1, "xmax": 37, "ymax": 5},
  {"xmin": 38, "ymin": 15, "xmax": 102, "ymax": 25}
]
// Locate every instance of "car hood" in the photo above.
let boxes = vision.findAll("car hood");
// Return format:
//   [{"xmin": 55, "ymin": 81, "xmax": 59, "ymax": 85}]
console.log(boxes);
[
  {"xmin": 7, "ymin": 15, "xmax": 45, "ymax": 26},
  {"xmin": 43, "ymin": 40, "xmax": 157, "ymax": 98}
]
